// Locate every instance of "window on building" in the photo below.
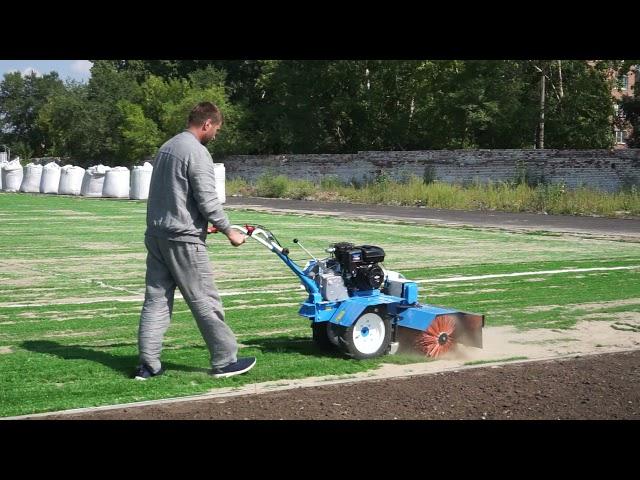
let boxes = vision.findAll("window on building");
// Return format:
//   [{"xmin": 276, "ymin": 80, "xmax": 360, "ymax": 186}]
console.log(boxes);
[
  {"xmin": 618, "ymin": 74, "xmax": 629, "ymax": 91},
  {"xmin": 615, "ymin": 129, "xmax": 626, "ymax": 144}
]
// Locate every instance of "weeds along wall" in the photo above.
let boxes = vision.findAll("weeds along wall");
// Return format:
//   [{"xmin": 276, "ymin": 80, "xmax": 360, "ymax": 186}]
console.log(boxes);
[{"xmin": 222, "ymin": 150, "xmax": 640, "ymax": 192}]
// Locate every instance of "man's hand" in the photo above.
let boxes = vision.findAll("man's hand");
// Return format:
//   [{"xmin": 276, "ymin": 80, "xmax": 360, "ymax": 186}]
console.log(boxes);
[{"xmin": 226, "ymin": 229, "xmax": 246, "ymax": 247}]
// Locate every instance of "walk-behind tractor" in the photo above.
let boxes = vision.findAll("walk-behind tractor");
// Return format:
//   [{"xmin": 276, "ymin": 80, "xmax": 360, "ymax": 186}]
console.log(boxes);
[{"xmin": 209, "ymin": 224, "xmax": 484, "ymax": 360}]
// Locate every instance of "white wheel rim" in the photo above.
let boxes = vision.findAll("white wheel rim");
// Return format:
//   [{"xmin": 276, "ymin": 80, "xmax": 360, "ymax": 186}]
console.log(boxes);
[{"xmin": 352, "ymin": 313, "xmax": 385, "ymax": 355}]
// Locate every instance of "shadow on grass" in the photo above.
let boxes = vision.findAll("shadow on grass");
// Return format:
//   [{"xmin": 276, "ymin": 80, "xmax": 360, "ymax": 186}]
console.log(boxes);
[
  {"xmin": 20, "ymin": 340, "xmax": 209, "ymax": 377},
  {"xmin": 242, "ymin": 336, "xmax": 345, "ymax": 359}
]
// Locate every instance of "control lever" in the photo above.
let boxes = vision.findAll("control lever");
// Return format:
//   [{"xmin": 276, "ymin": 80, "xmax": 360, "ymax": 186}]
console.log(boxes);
[{"xmin": 292, "ymin": 238, "xmax": 317, "ymax": 261}]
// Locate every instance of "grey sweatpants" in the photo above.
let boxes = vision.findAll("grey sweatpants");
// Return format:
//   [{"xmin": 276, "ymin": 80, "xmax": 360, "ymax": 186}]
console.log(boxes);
[{"xmin": 138, "ymin": 235, "xmax": 238, "ymax": 372}]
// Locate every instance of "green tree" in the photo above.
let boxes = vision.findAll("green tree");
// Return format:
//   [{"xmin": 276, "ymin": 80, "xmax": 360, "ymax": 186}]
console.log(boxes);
[
  {"xmin": 0, "ymin": 71, "xmax": 65, "ymax": 158},
  {"xmin": 139, "ymin": 74, "xmax": 190, "ymax": 131},
  {"xmin": 117, "ymin": 101, "xmax": 163, "ymax": 161},
  {"xmin": 252, "ymin": 60, "xmax": 372, "ymax": 153},
  {"xmin": 134, "ymin": 66, "xmax": 251, "ymax": 157},
  {"xmin": 38, "ymin": 63, "xmax": 143, "ymax": 166},
  {"xmin": 37, "ymin": 81, "xmax": 90, "ymax": 159},
  {"xmin": 538, "ymin": 60, "xmax": 615, "ymax": 149},
  {"xmin": 21, "ymin": 59, "xmax": 634, "ymax": 165},
  {"xmin": 86, "ymin": 61, "xmax": 142, "ymax": 162}
]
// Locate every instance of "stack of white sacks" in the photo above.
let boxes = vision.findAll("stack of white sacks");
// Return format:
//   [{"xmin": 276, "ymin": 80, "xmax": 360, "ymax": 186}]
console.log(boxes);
[
  {"xmin": 0, "ymin": 159, "xmax": 227, "ymax": 202},
  {"xmin": 19, "ymin": 163, "xmax": 43, "ymax": 193},
  {"xmin": 1, "ymin": 159, "xmax": 24, "ymax": 192},
  {"xmin": 0, "ymin": 155, "xmax": 8, "ymax": 190},
  {"xmin": 102, "ymin": 166, "xmax": 130, "ymax": 198},
  {"xmin": 130, "ymin": 162, "xmax": 153, "ymax": 200},
  {"xmin": 58, "ymin": 165, "xmax": 85, "ymax": 195},
  {"xmin": 81, "ymin": 165, "xmax": 111, "ymax": 197},
  {"xmin": 40, "ymin": 162, "xmax": 61, "ymax": 194},
  {"xmin": 213, "ymin": 163, "xmax": 226, "ymax": 204}
]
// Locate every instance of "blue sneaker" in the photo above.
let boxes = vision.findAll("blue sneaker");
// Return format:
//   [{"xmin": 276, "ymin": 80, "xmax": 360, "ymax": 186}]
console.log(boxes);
[
  {"xmin": 210, "ymin": 357, "xmax": 256, "ymax": 378},
  {"xmin": 133, "ymin": 364, "xmax": 165, "ymax": 380}
]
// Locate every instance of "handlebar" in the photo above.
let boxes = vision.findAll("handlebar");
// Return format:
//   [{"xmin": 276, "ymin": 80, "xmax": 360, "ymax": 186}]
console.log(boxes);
[
  {"xmin": 207, "ymin": 224, "xmax": 289, "ymax": 256},
  {"xmin": 207, "ymin": 223, "xmax": 317, "ymax": 295}
]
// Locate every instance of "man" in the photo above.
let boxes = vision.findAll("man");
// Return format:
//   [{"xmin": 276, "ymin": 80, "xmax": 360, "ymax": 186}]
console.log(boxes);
[{"xmin": 134, "ymin": 101, "xmax": 256, "ymax": 380}]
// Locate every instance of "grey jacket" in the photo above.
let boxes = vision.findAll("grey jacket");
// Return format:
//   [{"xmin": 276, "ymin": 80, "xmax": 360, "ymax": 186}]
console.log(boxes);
[{"xmin": 145, "ymin": 130, "xmax": 231, "ymax": 245}]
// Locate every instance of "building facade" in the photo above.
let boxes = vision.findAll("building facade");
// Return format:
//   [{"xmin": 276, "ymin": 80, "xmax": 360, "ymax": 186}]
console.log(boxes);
[{"xmin": 613, "ymin": 64, "xmax": 638, "ymax": 148}]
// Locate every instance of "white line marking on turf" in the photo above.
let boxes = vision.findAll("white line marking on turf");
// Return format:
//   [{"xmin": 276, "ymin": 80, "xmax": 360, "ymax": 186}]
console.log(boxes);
[
  {"xmin": 86, "ymin": 281, "xmax": 300, "ymax": 297},
  {"xmin": 415, "ymin": 265, "xmax": 640, "ymax": 284},
  {"xmin": 1, "ymin": 266, "xmax": 637, "ymax": 308},
  {"xmin": 91, "ymin": 280, "xmax": 141, "ymax": 296},
  {"xmin": 0, "ymin": 298, "xmax": 302, "ymax": 309}
]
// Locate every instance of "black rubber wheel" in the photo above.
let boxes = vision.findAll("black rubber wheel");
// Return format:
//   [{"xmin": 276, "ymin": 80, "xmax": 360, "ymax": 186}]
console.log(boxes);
[
  {"xmin": 311, "ymin": 321, "xmax": 338, "ymax": 351},
  {"xmin": 337, "ymin": 307, "xmax": 392, "ymax": 359},
  {"xmin": 327, "ymin": 322, "xmax": 342, "ymax": 347}
]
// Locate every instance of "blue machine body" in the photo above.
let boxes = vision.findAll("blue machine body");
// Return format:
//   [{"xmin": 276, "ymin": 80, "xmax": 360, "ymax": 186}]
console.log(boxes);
[
  {"xmin": 279, "ymin": 256, "xmax": 461, "ymax": 334},
  {"xmin": 227, "ymin": 228, "xmax": 483, "ymax": 353}
]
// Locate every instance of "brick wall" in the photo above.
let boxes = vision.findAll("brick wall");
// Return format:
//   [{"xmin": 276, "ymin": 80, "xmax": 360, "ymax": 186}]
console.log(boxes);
[{"xmin": 223, "ymin": 149, "xmax": 640, "ymax": 192}]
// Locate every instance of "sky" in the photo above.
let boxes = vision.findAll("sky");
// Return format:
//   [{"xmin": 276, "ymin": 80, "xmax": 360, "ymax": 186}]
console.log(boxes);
[{"xmin": 0, "ymin": 60, "xmax": 93, "ymax": 82}]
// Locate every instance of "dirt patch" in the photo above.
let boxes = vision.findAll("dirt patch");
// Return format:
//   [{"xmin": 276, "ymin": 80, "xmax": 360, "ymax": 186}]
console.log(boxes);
[
  {"xmin": 0, "ymin": 260, "xmax": 44, "ymax": 271},
  {"xmin": 0, "ymin": 346, "xmax": 13, "ymax": 354},
  {"xmin": 39, "ymin": 349, "xmax": 640, "ymax": 420},
  {"xmin": 1, "ymin": 277, "xmax": 42, "ymax": 287},
  {"xmin": 451, "ymin": 318, "xmax": 640, "ymax": 361},
  {"xmin": 521, "ymin": 298, "xmax": 640, "ymax": 314}
]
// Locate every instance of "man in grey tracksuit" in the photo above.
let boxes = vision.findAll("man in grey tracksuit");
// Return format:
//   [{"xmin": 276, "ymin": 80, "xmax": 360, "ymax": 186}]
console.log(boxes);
[{"xmin": 134, "ymin": 102, "xmax": 256, "ymax": 380}]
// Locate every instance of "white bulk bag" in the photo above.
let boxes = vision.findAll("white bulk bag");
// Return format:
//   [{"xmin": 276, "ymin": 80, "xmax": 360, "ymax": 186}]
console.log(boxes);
[
  {"xmin": 0, "ymin": 158, "xmax": 8, "ymax": 190},
  {"xmin": 1, "ymin": 160, "xmax": 24, "ymax": 192},
  {"xmin": 213, "ymin": 163, "xmax": 226, "ymax": 204},
  {"xmin": 102, "ymin": 167, "xmax": 130, "ymax": 198},
  {"xmin": 40, "ymin": 162, "xmax": 62, "ymax": 194},
  {"xmin": 130, "ymin": 162, "xmax": 153, "ymax": 200},
  {"xmin": 19, "ymin": 163, "xmax": 43, "ymax": 193},
  {"xmin": 81, "ymin": 164, "xmax": 111, "ymax": 197},
  {"xmin": 58, "ymin": 165, "xmax": 85, "ymax": 196}
]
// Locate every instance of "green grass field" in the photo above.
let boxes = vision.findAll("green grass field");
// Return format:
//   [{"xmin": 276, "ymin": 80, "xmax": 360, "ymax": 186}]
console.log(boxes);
[{"xmin": 1, "ymin": 193, "xmax": 639, "ymax": 417}]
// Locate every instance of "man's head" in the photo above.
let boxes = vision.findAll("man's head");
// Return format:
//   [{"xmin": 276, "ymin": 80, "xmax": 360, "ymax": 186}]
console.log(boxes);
[{"xmin": 187, "ymin": 102, "xmax": 224, "ymax": 145}]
